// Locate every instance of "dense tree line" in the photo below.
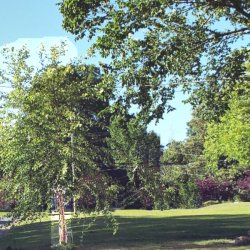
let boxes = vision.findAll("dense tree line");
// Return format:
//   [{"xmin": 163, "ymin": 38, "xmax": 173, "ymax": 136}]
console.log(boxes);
[{"xmin": 58, "ymin": 0, "xmax": 249, "ymax": 209}]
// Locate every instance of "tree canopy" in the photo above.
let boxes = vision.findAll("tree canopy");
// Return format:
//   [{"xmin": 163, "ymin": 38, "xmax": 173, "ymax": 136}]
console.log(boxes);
[
  {"xmin": 161, "ymin": 140, "xmax": 187, "ymax": 165},
  {"xmin": 59, "ymin": 0, "xmax": 250, "ymax": 120},
  {"xmin": 108, "ymin": 116, "xmax": 161, "ymax": 170},
  {"xmin": 204, "ymin": 70, "xmax": 250, "ymax": 172},
  {"xmin": 0, "ymin": 46, "xmax": 118, "ymax": 243}
]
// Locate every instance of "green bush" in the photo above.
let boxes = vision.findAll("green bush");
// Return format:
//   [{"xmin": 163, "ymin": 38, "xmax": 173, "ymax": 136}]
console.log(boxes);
[{"xmin": 156, "ymin": 165, "xmax": 202, "ymax": 209}]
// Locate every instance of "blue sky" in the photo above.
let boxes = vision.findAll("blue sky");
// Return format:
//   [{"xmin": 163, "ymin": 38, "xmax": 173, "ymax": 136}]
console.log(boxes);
[{"xmin": 0, "ymin": 0, "xmax": 192, "ymax": 146}]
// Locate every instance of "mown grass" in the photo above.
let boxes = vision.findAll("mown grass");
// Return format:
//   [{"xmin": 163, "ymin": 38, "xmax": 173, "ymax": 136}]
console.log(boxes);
[
  {"xmin": 0, "ymin": 212, "xmax": 7, "ymax": 217},
  {"xmin": 0, "ymin": 202, "xmax": 250, "ymax": 249}
]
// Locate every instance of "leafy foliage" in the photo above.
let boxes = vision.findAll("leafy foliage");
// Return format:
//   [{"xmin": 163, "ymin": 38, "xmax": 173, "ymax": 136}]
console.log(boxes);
[
  {"xmin": 161, "ymin": 141, "xmax": 188, "ymax": 165},
  {"xmin": 204, "ymin": 73, "xmax": 250, "ymax": 172},
  {"xmin": 59, "ymin": 0, "xmax": 250, "ymax": 120},
  {"xmin": 196, "ymin": 177, "xmax": 234, "ymax": 202},
  {"xmin": 0, "ymin": 45, "xmax": 114, "ymax": 220},
  {"xmin": 237, "ymin": 171, "xmax": 250, "ymax": 201},
  {"xmin": 77, "ymin": 173, "xmax": 118, "ymax": 211},
  {"xmin": 161, "ymin": 109, "xmax": 207, "ymax": 175},
  {"xmin": 108, "ymin": 117, "xmax": 161, "ymax": 170},
  {"xmin": 108, "ymin": 116, "xmax": 162, "ymax": 209},
  {"xmin": 158, "ymin": 166, "xmax": 201, "ymax": 209}
]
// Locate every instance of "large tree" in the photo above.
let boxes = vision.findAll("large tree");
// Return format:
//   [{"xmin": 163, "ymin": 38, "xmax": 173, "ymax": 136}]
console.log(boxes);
[
  {"xmin": 161, "ymin": 109, "xmax": 207, "ymax": 171},
  {"xmin": 0, "ymin": 45, "xmax": 115, "ymax": 244},
  {"xmin": 161, "ymin": 140, "xmax": 188, "ymax": 165},
  {"xmin": 204, "ymin": 70, "xmax": 250, "ymax": 173},
  {"xmin": 108, "ymin": 116, "xmax": 162, "ymax": 208},
  {"xmin": 108, "ymin": 117, "xmax": 161, "ymax": 170},
  {"xmin": 59, "ymin": 0, "xmax": 250, "ymax": 121}
]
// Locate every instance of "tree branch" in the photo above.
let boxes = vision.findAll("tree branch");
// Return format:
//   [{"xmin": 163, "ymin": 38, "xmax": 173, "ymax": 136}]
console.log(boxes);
[
  {"xmin": 214, "ymin": 28, "xmax": 250, "ymax": 38},
  {"xmin": 229, "ymin": 0, "xmax": 250, "ymax": 20}
]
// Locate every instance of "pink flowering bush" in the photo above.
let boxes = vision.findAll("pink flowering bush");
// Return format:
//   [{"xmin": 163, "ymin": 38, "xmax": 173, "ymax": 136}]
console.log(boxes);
[
  {"xmin": 196, "ymin": 177, "xmax": 234, "ymax": 202},
  {"xmin": 237, "ymin": 171, "xmax": 250, "ymax": 201}
]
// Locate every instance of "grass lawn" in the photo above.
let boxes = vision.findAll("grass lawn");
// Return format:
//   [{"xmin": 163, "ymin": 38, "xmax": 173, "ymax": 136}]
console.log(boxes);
[
  {"xmin": 0, "ymin": 202, "xmax": 250, "ymax": 249},
  {"xmin": 0, "ymin": 212, "xmax": 7, "ymax": 217}
]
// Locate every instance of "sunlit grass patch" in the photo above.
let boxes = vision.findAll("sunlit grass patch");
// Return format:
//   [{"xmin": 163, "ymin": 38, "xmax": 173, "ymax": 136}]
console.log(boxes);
[
  {"xmin": 0, "ymin": 212, "xmax": 7, "ymax": 217},
  {"xmin": 0, "ymin": 202, "xmax": 249, "ymax": 249}
]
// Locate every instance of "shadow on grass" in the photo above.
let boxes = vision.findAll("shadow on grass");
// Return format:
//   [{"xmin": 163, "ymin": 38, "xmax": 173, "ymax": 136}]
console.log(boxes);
[
  {"xmin": 0, "ymin": 220, "xmax": 52, "ymax": 250},
  {"xmin": 0, "ymin": 214, "xmax": 250, "ymax": 249}
]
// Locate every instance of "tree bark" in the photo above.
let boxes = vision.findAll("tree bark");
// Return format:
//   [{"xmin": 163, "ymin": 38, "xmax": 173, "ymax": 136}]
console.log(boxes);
[
  {"xmin": 71, "ymin": 132, "xmax": 76, "ymax": 214},
  {"xmin": 57, "ymin": 190, "xmax": 67, "ymax": 244}
]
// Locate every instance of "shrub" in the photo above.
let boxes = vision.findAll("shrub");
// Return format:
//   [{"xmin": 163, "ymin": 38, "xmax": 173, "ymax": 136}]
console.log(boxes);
[
  {"xmin": 156, "ymin": 186, "xmax": 179, "ymax": 210},
  {"xmin": 156, "ymin": 166, "xmax": 202, "ymax": 209},
  {"xmin": 196, "ymin": 177, "xmax": 234, "ymax": 202},
  {"xmin": 196, "ymin": 177, "xmax": 218, "ymax": 201},
  {"xmin": 237, "ymin": 171, "xmax": 250, "ymax": 201}
]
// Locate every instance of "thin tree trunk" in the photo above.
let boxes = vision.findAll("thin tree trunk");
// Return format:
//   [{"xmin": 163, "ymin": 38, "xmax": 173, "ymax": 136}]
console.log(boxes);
[
  {"xmin": 71, "ymin": 132, "xmax": 76, "ymax": 214},
  {"xmin": 72, "ymin": 196, "xmax": 76, "ymax": 214},
  {"xmin": 57, "ymin": 190, "xmax": 67, "ymax": 244}
]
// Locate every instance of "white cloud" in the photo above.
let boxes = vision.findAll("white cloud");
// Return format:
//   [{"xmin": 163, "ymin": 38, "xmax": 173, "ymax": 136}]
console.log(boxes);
[
  {"xmin": 0, "ymin": 36, "xmax": 78, "ymax": 66},
  {"xmin": 0, "ymin": 36, "xmax": 78, "ymax": 93}
]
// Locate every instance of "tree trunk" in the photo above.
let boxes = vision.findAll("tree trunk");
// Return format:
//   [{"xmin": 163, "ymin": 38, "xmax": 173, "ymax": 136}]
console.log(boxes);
[
  {"xmin": 57, "ymin": 190, "xmax": 67, "ymax": 244},
  {"xmin": 72, "ymin": 196, "xmax": 76, "ymax": 214},
  {"xmin": 71, "ymin": 132, "xmax": 76, "ymax": 214}
]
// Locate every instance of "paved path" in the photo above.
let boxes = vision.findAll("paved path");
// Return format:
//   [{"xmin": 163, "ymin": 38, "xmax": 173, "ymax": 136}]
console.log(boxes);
[
  {"xmin": 0, "ymin": 216, "xmax": 12, "ymax": 226},
  {"xmin": 0, "ymin": 216, "xmax": 12, "ymax": 236}
]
